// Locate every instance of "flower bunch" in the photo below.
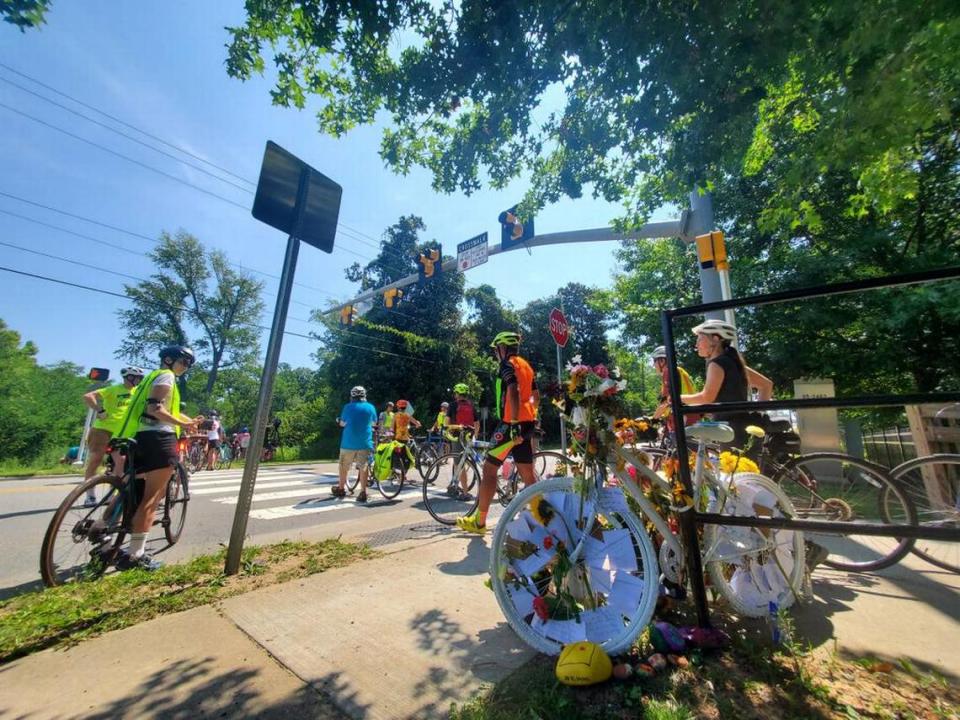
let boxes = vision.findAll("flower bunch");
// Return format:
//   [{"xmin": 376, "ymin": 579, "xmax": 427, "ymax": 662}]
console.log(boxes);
[
  {"xmin": 565, "ymin": 355, "xmax": 627, "ymax": 402},
  {"xmin": 718, "ymin": 451, "xmax": 760, "ymax": 475}
]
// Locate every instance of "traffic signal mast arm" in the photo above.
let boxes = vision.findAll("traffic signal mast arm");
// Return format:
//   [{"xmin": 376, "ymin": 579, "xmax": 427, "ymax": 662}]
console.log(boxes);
[{"xmin": 330, "ymin": 218, "xmax": 686, "ymax": 315}]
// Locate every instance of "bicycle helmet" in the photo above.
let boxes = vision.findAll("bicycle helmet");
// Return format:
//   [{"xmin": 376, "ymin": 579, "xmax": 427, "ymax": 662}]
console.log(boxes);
[
  {"xmin": 350, "ymin": 385, "xmax": 367, "ymax": 400},
  {"xmin": 440, "ymin": 401, "xmax": 450, "ymax": 408},
  {"xmin": 490, "ymin": 330, "xmax": 521, "ymax": 348},
  {"xmin": 691, "ymin": 319, "xmax": 737, "ymax": 343},
  {"xmin": 453, "ymin": 383, "xmax": 469, "ymax": 395},
  {"xmin": 396, "ymin": 399, "xmax": 408, "ymax": 409},
  {"xmin": 159, "ymin": 344, "xmax": 196, "ymax": 367},
  {"xmin": 120, "ymin": 366, "xmax": 145, "ymax": 378},
  {"xmin": 651, "ymin": 346, "xmax": 667, "ymax": 360}
]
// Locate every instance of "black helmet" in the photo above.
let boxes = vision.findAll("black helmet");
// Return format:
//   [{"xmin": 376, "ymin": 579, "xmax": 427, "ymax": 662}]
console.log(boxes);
[{"xmin": 159, "ymin": 344, "xmax": 195, "ymax": 367}]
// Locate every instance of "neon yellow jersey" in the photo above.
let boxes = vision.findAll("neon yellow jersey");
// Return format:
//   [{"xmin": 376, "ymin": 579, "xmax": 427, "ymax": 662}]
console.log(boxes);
[
  {"xmin": 92, "ymin": 383, "xmax": 137, "ymax": 434},
  {"xmin": 434, "ymin": 411, "xmax": 447, "ymax": 429},
  {"xmin": 116, "ymin": 369, "xmax": 182, "ymax": 439},
  {"xmin": 661, "ymin": 367, "xmax": 697, "ymax": 417}
]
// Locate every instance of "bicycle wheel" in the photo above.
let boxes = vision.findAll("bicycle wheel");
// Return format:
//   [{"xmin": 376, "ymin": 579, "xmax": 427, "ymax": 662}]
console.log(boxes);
[
  {"xmin": 531, "ymin": 450, "xmax": 573, "ymax": 480},
  {"xmin": 422, "ymin": 453, "xmax": 480, "ymax": 524},
  {"xmin": 772, "ymin": 452, "xmax": 917, "ymax": 571},
  {"xmin": 889, "ymin": 454, "xmax": 960, "ymax": 573},
  {"xmin": 703, "ymin": 472, "xmax": 807, "ymax": 616},
  {"xmin": 417, "ymin": 442, "xmax": 441, "ymax": 482},
  {"xmin": 377, "ymin": 454, "xmax": 405, "ymax": 499},
  {"xmin": 490, "ymin": 476, "xmax": 658, "ymax": 655},
  {"xmin": 163, "ymin": 464, "xmax": 189, "ymax": 545},
  {"xmin": 40, "ymin": 475, "xmax": 126, "ymax": 587},
  {"xmin": 217, "ymin": 445, "xmax": 233, "ymax": 470},
  {"xmin": 189, "ymin": 444, "xmax": 205, "ymax": 473},
  {"xmin": 346, "ymin": 465, "xmax": 362, "ymax": 493}
]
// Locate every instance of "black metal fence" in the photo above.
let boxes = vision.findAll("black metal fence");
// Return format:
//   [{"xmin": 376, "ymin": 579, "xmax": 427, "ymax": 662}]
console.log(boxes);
[{"xmin": 660, "ymin": 265, "xmax": 960, "ymax": 627}]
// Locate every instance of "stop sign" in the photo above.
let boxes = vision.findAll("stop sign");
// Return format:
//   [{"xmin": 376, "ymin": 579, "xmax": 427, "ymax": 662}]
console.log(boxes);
[{"xmin": 548, "ymin": 308, "xmax": 569, "ymax": 347}]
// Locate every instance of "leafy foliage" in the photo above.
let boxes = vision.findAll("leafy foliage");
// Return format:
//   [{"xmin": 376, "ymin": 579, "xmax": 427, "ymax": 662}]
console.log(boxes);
[{"xmin": 0, "ymin": 0, "xmax": 51, "ymax": 31}]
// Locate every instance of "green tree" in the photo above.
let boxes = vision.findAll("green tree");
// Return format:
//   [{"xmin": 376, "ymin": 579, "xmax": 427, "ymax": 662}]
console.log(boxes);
[
  {"xmin": 226, "ymin": 1, "xmax": 960, "ymax": 226},
  {"xmin": 1, "ymin": 0, "xmax": 51, "ymax": 31},
  {"xmin": 116, "ymin": 230, "xmax": 265, "ymax": 397}
]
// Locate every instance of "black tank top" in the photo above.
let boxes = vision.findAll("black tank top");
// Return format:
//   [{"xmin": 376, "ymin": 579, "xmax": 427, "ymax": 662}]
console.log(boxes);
[{"xmin": 710, "ymin": 350, "xmax": 748, "ymax": 405}]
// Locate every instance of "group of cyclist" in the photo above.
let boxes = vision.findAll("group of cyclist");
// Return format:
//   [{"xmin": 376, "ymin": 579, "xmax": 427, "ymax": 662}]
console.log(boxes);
[{"xmin": 77, "ymin": 317, "xmax": 779, "ymax": 574}]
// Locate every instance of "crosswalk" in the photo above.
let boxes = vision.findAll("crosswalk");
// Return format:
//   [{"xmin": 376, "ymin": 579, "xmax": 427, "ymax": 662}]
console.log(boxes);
[{"xmin": 186, "ymin": 465, "xmax": 423, "ymax": 521}]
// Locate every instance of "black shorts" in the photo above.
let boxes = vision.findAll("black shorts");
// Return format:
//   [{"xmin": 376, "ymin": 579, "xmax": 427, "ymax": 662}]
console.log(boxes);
[
  {"xmin": 134, "ymin": 431, "xmax": 179, "ymax": 473},
  {"xmin": 486, "ymin": 422, "xmax": 537, "ymax": 466},
  {"xmin": 207, "ymin": 439, "xmax": 221, "ymax": 450}
]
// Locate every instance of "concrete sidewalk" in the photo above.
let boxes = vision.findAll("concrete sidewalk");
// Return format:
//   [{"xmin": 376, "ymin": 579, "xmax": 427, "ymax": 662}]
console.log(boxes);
[{"xmin": 1, "ymin": 525, "xmax": 957, "ymax": 719}]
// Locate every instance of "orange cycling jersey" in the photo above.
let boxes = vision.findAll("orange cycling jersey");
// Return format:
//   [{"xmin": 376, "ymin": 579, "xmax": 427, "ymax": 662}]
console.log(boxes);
[{"xmin": 496, "ymin": 355, "xmax": 537, "ymax": 423}]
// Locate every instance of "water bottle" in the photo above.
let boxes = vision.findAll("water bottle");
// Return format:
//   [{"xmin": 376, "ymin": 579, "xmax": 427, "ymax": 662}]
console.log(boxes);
[{"xmin": 767, "ymin": 601, "xmax": 781, "ymax": 646}]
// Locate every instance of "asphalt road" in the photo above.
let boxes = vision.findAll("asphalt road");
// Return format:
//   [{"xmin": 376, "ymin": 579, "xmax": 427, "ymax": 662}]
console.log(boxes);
[{"xmin": 0, "ymin": 462, "xmax": 446, "ymax": 597}]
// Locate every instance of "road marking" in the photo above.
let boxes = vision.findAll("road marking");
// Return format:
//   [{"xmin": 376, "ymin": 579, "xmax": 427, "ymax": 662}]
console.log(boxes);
[
  {"xmin": 219, "ymin": 484, "xmax": 422, "ymax": 507},
  {"xmin": 190, "ymin": 477, "xmax": 336, "ymax": 495}
]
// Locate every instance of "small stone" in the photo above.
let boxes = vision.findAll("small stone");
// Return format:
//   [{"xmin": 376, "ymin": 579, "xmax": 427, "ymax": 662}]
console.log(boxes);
[
  {"xmin": 667, "ymin": 654, "xmax": 689, "ymax": 668},
  {"xmin": 634, "ymin": 663, "xmax": 655, "ymax": 678},
  {"xmin": 648, "ymin": 653, "xmax": 668, "ymax": 672},
  {"xmin": 612, "ymin": 663, "xmax": 633, "ymax": 680}
]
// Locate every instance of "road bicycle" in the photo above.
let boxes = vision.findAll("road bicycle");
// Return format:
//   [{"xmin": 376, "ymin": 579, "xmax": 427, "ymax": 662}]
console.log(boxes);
[
  {"xmin": 40, "ymin": 439, "xmax": 190, "ymax": 587},
  {"xmin": 421, "ymin": 428, "xmax": 571, "ymax": 525},
  {"xmin": 488, "ymin": 421, "xmax": 807, "ymax": 655},
  {"xmin": 184, "ymin": 436, "xmax": 206, "ymax": 473},
  {"xmin": 216, "ymin": 442, "xmax": 234, "ymax": 470},
  {"xmin": 345, "ymin": 442, "xmax": 411, "ymax": 500},
  {"xmin": 414, "ymin": 432, "xmax": 447, "ymax": 480},
  {"xmin": 756, "ymin": 421, "xmax": 918, "ymax": 572}
]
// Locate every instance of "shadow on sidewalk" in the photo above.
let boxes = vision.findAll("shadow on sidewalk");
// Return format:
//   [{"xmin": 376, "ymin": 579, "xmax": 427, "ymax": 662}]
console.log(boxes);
[
  {"xmin": 436, "ymin": 536, "xmax": 488, "ymax": 576},
  {"xmin": 69, "ymin": 656, "xmax": 348, "ymax": 720}
]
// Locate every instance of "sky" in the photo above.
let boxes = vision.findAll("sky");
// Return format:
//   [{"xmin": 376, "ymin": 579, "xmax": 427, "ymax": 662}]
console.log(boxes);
[{"xmin": 0, "ymin": 1, "xmax": 680, "ymax": 374}]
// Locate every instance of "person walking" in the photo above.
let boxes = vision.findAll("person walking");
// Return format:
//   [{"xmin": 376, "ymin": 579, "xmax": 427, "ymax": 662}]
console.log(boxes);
[
  {"xmin": 331, "ymin": 386, "xmax": 377, "ymax": 503},
  {"xmin": 80, "ymin": 366, "xmax": 144, "ymax": 506},
  {"xmin": 456, "ymin": 331, "xmax": 540, "ymax": 535}
]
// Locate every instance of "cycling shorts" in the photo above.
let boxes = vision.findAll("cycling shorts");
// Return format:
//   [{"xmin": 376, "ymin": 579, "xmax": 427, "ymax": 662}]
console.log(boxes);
[
  {"xmin": 133, "ymin": 431, "xmax": 179, "ymax": 473},
  {"xmin": 485, "ymin": 422, "xmax": 536, "ymax": 466}
]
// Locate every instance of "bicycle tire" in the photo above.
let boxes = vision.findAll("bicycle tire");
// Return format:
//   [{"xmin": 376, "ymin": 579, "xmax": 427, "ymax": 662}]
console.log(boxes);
[
  {"xmin": 346, "ymin": 466, "xmax": 361, "ymax": 493},
  {"xmin": 489, "ymin": 476, "xmax": 659, "ymax": 655},
  {"xmin": 40, "ymin": 474, "xmax": 126, "ymax": 587},
  {"xmin": 772, "ymin": 452, "xmax": 917, "ymax": 571},
  {"xmin": 422, "ymin": 453, "xmax": 480, "ymax": 524},
  {"xmin": 416, "ymin": 442, "xmax": 441, "ymax": 482},
  {"xmin": 702, "ymin": 472, "xmax": 807, "ymax": 616},
  {"xmin": 163, "ymin": 464, "xmax": 189, "ymax": 545},
  {"xmin": 888, "ymin": 454, "xmax": 960, "ymax": 573},
  {"xmin": 377, "ymin": 455, "xmax": 405, "ymax": 500}
]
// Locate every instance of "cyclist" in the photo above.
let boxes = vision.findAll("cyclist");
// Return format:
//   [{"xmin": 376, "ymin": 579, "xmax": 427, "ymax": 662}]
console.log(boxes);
[
  {"xmin": 377, "ymin": 401, "xmax": 395, "ymax": 442},
  {"xmin": 236, "ymin": 426, "xmax": 251, "ymax": 459},
  {"xmin": 650, "ymin": 345, "xmax": 701, "ymax": 431},
  {"xmin": 113, "ymin": 344, "xmax": 200, "ymax": 571},
  {"xmin": 449, "ymin": 383, "xmax": 480, "ymax": 498},
  {"xmin": 457, "ymin": 331, "xmax": 540, "ymax": 534},
  {"xmin": 430, "ymin": 401, "xmax": 452, "ymax": 453},
  {"xmin": 392, "ymin": 399, "xmax": 422, "ymax": 484},
  {"xmin": 204, "ymin": 410, "xmax": 225, "ymax": 470},
  {"xmin": 331, "ymin": 386, "xmax": 377, "ymax": 503},
  {"xmin": 680, "ymin": 319, "xmax": 772, "ymax": 455},
  {"xmin": 80, "ymin": 366, "xmax": 144, "ymax": 506}
]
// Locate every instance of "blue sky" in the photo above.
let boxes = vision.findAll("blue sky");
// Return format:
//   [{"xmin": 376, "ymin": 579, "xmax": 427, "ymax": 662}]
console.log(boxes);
[{"xmin": 0, "ymin": 2, "xmax": 678, "ymax": 374}]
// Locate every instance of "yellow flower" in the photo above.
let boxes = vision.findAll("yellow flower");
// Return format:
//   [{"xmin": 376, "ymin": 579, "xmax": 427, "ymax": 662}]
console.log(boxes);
[
  {"xmin": 529, "ymin": 497, "xmax": 554, "ymax": 526},
  {"xmin": 718, "ymin": 451, "xmax": 759, "ymax": 475}
]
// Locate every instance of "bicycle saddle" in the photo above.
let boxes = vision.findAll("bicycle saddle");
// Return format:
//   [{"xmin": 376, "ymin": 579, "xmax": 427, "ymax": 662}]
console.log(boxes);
[
  {"xmin": 107, "ymin": 438, "xmax": 138, "ymax": 454},
  {"xmin": 686, "ymin": 422, "xmax": 735, "ymax": 444}
]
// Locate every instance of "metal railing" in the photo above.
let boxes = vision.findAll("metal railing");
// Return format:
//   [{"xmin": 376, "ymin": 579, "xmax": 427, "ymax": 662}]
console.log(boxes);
[{"xmin": 660, "ymin": 265, "xmax": 960, "ymax": 626}]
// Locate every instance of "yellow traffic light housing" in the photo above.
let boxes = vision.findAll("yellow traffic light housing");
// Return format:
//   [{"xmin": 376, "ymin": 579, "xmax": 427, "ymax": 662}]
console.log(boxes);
[{"xmin": 695, "ymin": 231, "xmax": 729, "ymax": 271}]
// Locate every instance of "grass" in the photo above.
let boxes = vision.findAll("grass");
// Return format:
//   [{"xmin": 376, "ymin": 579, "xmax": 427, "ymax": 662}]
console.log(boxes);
[
  {"xmin": 0, "ymin": 460, "xmax": 88, "ymax": 478},
  {"xmin": 450, "ymin": 610, "xmax": 960, "ymax": 720},
  {"xmin": 0, "ymin": 539, "xmax": 376, "ymax": 664}
]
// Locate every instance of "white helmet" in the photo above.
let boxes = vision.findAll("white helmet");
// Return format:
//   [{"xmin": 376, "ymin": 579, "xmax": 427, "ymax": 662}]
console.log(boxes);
[
  {"xmin": 120, "ymin": 366, "xmax": 145, "ymax": 378},
  {"xmin": 350, "ymin": 385, "xmax": 367, "ymax": 400},
  {"xmin": 651, "ymin": 346, "xmax": 667, "ymax": 360},
  {"xmin": 692, "ymin": 319, "xmax": 737, "ymax": 342}
]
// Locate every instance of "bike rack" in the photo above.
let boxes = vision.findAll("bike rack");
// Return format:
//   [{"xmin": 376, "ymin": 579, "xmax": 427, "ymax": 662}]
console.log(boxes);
[{"xmin": 661, "ymin": 265, "xmax": 960, "ymax": 627}]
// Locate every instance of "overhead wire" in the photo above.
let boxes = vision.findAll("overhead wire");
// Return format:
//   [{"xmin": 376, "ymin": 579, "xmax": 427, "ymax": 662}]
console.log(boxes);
[{"xmin": 0, "ymin": 264, "xmax": 438, "ymax": 364}]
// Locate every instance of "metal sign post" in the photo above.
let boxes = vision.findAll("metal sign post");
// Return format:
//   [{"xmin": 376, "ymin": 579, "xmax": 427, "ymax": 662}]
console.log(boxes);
[
  {"xmin": 549, "ymin": 307, "xmax": 569, "ymax": 457},
  {"xmin": 225, "ymin": 142, "xmax": 342, "ymax": 576}
]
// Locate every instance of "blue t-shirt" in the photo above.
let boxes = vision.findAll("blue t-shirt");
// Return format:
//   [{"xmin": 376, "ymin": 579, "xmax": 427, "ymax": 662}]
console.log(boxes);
[{"xmin": 339, "ymin": 401, "xmax": 377, "ymax": 450}]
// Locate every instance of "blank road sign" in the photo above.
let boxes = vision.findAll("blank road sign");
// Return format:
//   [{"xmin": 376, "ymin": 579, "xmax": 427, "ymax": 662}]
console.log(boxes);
[{"xmin": 252, "ymin": 141, "xmax": 342, "ymax": 253}]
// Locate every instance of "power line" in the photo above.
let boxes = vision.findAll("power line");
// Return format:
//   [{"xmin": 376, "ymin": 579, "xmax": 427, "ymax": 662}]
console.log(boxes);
[
  {"xmin": 0, "ymin": 61, "xmax": 256, "ymax": 187},
  {"xmin": 0, "ymin": 264, "xmax": 437, "ymax": 364}
]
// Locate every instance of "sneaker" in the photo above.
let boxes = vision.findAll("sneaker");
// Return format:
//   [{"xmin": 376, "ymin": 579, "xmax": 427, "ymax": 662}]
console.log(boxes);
[
  {"xmin": 805, "ymin": 541, "xmax": 829, "ymax": 572},
  {"xmin": 116, "ymin": 551, "xmax": 164, "ymax": 572},
  {"xmin": 83, "ymin": 495, "xmax": 98, "ymax": 508},
  {"xmin": 456, "ymin": 514, "xmax": 487, "ymax": 535},
  {"xmin": 457, "ymin": 491, "xmax": 474, "ymax": 502},
  {"xmin": 356, "ymin": 491, "xmax": 368, "ymax": 503},
  {"xmin": 330, "ymin": 486, "xmax": 347, "ymax": 499},
  {"xmin": 445, "ymin": 485, "xmax": 460, "ymax": 498}
]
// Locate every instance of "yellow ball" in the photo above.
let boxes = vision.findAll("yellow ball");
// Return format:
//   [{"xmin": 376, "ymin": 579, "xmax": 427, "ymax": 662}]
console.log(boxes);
[{"xmin": 555, "ymin": 642, "xmax": 613, "ymax": 686}]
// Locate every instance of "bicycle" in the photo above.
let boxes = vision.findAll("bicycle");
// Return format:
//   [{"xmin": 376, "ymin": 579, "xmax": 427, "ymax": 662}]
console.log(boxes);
[
  {"xmin": 414, "ymin": 432, "xmax": 447, "ymax": 480},
  {"xmin": 488, "ymin": 421, "xmax": 807, "ymax": 655},
  {"xmin": 421, "ymin": 427, "xmax": 575, "ymax": 525},
  {"xmin": 345, "ymin": 442, "xmax": 411, "ymax": 500},
  {"xmin": 185, "ymin": 436, "xmax": 206, "ymax": 473},
  {"xmin": 217, "ymin": 442, "xmax": 234, "ymax": 470},
  {"xmin": 757, "ymin": 421, "xmax": 918, "ymax": 572},
  {"xmin": 40, "ymin": 439, "xmax": 190, "ymax": 587}
]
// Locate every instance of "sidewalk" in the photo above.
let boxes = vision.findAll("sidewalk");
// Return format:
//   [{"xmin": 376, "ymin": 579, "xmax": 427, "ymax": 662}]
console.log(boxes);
[{"xmin": 1, "ymin": 526, "xmax": 957, "ymax": 719}]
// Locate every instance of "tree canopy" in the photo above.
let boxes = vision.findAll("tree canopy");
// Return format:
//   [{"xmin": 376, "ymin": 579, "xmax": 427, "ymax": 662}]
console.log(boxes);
[{"xmin": 226, "ymin": 1, "xmax": 960, "ymax": 227}]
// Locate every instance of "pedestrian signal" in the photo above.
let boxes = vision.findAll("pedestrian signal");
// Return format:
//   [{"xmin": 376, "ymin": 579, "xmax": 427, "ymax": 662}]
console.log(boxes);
[
  {"xmin": 339, "ymin": 305, "xmax": 355, "ymax": 326},
  {"xmin": 88, "ymin": 367, "xmax": 110, "ymax": 382},
  {"xmin": 384, "ymin": 288, "xmax": 403, "ymax": 308},
  {"xmin": 499, "ymin": 206, "xmax": 535, "ymax": 252},
  {"xmin": 418, "ymin": 246, "xmax": 442, "ymax": 283},
  {"xmin": 695, "ymin": 231, "xmax": 728, "ymax": 271}
]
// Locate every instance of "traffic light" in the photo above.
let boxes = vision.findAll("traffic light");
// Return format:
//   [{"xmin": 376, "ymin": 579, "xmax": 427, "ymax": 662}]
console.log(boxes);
[
  {"xmin": 384, "ymin": 288, "xmax": 403, "ymax": 308},
  {"xmin": 88, "ymin": 367, "xmax": 110, "ymax": 382},
  {"xmin": 695, "ymin": 231, "xmax": 729, "ymax": 271},
  {"xmin": 499, "ymin": 205, "xmax": 535, "ymax": 252},
  {"xmin": 418, "ymin": 245, "xmax": 442, "ymax": 283},
  {"xmin": 339, "ymin": 305, "xmax": 355, "ymax": 326}
]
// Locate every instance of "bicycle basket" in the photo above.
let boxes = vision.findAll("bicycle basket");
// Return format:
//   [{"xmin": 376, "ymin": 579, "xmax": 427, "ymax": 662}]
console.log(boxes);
[{"xmin": 373, "ymin": 443, "xmax": 396, "ymax": 481}]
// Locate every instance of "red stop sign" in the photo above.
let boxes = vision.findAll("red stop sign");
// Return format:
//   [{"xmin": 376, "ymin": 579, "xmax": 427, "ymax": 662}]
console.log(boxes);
[{"xmin": 549, "ymin": 308, "xmax": 569, "ymax": 347}]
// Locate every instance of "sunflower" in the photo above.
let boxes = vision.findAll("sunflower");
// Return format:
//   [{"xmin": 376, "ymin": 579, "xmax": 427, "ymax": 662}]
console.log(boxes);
[{"xmin": 529, "ymin": 497, "xmax": 555, "ymax": 526}]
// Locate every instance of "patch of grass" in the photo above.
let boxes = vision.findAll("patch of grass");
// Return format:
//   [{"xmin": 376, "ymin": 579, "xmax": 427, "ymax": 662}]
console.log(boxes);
[
  {"xmin": 0, "ymin": 538, "xmax": 376, "ymax": 663},
  {"xmin": 0, "ymin": 460, "xmax": 83, "ymax": 478}
]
